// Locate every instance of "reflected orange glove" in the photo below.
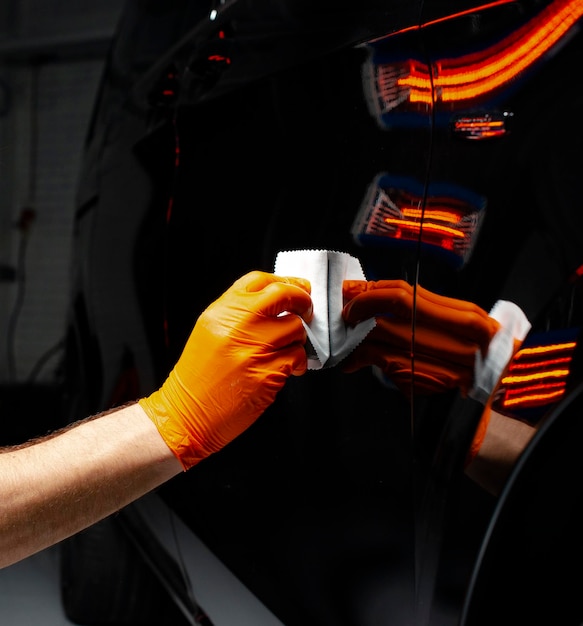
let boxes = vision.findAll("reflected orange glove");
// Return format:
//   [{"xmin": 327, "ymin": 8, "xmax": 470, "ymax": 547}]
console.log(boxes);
[
  {"xmin": 466, "ymin": 400, "xmax": 492, "ymax": 467},
  {"xmin": 139, "ymin": 271, "xmax": 313, "ymax": 469},
  {"xmin": 342, "ymin": 280, "xmax": 500, "ymax": 396}
]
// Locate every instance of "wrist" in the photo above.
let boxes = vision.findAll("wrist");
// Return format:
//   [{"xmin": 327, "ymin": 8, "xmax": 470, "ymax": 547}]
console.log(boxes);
[{"xmin": 138, "ymin": 389, "xmax": 206, "ymax": 471}]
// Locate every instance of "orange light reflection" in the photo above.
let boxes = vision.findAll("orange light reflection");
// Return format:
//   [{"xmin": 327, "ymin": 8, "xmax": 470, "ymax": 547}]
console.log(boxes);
[
  {"xmin": 383, "ymin": 218, "xmax": 465, "ymax": 239},
  {"xmin": 499, "ymin": 338, "xmax": 577, "ymax": 410},
  {"xmin": 502, "ymin": 369, "xmax": 571, "ymax": 385},
  {"xmin": 401, "ymin": 207, "xmax": 463, "ymax": 223},
  {"xmin": 398, "ymin": 0, "xmax": 583, "ymax": 104},
  {"xmin": 503, "ymin": 388, "xmax": 566, "ymax": 407}
]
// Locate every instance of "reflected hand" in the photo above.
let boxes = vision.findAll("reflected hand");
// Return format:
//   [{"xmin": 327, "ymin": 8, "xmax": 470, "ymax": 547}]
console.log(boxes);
[{"xmin": 342, "ymin": 279, "xmax": 500, "ymax": 395}]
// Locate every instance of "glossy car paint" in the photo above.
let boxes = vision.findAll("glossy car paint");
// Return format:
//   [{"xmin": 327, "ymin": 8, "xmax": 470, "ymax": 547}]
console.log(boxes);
[{"xmin": 64, "ymin": 0, "xmax": 583, "ymax": 624}]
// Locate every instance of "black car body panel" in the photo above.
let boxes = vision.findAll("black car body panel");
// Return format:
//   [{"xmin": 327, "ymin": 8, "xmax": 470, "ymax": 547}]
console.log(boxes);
[{"xmin": 64, "ymin": 0, "xmax": 583, "ymax": 624}]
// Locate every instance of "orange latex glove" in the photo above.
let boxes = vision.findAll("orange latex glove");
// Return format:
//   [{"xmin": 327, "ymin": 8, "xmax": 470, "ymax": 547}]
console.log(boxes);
[
  {"xmin": 139, "ymin": 271, "xmax": 313, "ymax": 469},
  {"xmin": 342, "ymin": 280, "xmax": 500, "ymax": 396}
]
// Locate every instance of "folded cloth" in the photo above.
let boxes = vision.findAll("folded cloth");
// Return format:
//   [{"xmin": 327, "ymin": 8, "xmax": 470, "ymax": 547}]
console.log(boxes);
[
  {"xmin": 274, "ymin": 250, "xmax": 376, "ymax": 369},
  {"xmin": 469, "ymin": 300, "xmax": 531, "ymax": 404}
]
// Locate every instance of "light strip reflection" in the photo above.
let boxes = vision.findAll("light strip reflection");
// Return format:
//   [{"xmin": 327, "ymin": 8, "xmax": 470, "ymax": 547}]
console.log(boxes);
[
  {"xmin": 499, "ymin": 339, "xmax": 577, "ymax": 410},
  {"xmin": 369, "ymin": 0, "xmax": 583, "ymax": 110}
]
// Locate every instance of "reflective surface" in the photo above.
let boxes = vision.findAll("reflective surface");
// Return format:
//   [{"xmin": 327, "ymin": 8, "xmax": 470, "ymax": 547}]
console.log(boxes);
[{"xmin": 64, "ymin": 0, "xmax": 583, "ymax": 623}]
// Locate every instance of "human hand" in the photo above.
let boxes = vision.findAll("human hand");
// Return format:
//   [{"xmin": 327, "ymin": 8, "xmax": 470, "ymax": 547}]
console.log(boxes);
[
  {"xmin": 139, "ymin": 271, "xmax": 313, "ymax": 469},
  {"xmin": 341, "ymin": 280, "xmax": 500, "ymax": 395}
]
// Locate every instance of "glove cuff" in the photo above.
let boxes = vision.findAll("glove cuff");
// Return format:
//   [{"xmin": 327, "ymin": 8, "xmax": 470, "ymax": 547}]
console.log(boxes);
[{"xmin": 138, "ymin": 393, "xmax": 206, "ymax": 471}]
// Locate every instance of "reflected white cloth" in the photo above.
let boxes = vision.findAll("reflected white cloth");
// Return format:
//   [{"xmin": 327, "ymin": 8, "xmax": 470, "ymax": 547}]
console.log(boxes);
[
  {"xmin": 274, "ymin": 249, "xmax": 376, "ymax": 370},
  {"xmin": 470, "ymin": 300, "xmax": 531, "ymax": 404}
]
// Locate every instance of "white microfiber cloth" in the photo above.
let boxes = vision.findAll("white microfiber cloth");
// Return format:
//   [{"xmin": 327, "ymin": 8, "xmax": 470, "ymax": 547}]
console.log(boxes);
[
  {"xmin": 274, "ymin": 249, "xmax": 376, "ymax": 370},
  {"xmin": 470, "ymin": 300, "xmax": 531, "ymax": 404}
]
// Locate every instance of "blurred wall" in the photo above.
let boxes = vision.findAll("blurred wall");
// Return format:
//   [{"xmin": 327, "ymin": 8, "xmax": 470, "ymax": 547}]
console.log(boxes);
[{"xmin": 0, "ymin": 0, "xmax": 124, "ymax": 383}]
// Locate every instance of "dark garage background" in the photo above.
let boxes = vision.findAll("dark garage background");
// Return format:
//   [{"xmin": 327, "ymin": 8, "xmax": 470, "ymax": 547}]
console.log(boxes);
[{"xmin": 0, "ymin": 3, "xmax": 123, "ymax": 622}]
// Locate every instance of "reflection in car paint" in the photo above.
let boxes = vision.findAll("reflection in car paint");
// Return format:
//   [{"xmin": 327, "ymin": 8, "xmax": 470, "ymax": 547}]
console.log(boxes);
[
  {"xmin": 61, "ymin": 0, "xmax": 583, "ymax": 623},
  {"xmin": 351, "ymin": 174, "xmax": 486, "ymax": 268},
  {"xmin": 363, "ymin": 0, "xmax": 583, "ymax": 126},
  {"xmin": 494, "ymin": 327, "xmax": 579, "ymax": 416},
  {"xmin": 451, "ymin": 111, "xmax": 513, "ymax": 140}
]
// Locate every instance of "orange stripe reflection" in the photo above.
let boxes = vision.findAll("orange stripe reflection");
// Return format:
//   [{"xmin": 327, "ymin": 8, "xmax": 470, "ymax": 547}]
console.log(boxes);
[
  {"xmin": 399, "ymin": 0, "xmax": 583, "ymax": 104},
  {"xmin": 383, "ymin": 218, "xmax": 465, "ymax": 238},
  {"xmin": 502, "ymin": 369, "xmax": 571, "ymax": 384},
  {"xmin": 503, "ymin": 388, "xmax": 566, "ymax": 407},
  {"xmin": 500, "ymin": 338, "xmax": 577, "ymax": 409}
]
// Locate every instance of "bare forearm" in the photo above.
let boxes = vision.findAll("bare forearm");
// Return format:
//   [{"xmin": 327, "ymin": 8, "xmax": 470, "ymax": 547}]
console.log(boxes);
[
  {"xmin": 0, "ymin": 271, "xmax": 312, "ymax": 569},
  {"xmin": 465, "ymin": 409, "xmax": 536, "ymax": 496},
  {"xmin": 0, "ymin": 402, "xmax": 182, "ymax": 568}
]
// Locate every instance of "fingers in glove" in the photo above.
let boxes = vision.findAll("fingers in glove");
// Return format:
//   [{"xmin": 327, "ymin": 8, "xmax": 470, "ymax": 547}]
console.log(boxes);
[
  {"xmin": 370, "ymin": 318, "xmax": 483, "ymax": 368},
  {"xmin": 343, "ymin": 280, "xmax": 414, "ymax": 323},
  {"xmin": 139, "ymin": 271, "xmax": 314, "ymax": 470},
  {"xmin": 415, "ymin": 285, "xmax": 499, "ymax": 352},
  {"xmin": 231, "ymin": 271, "xmax": 313, "ymax": 321},
  {"xmin": 344, "ymin": 279, "xmax": 492, "ymax": 327},
  {"xmin": 343, "ymin": 341, "xmax": 474, "ymax": 394},
  {"xmin": 343, "ymin": 279, "xmax": 499, "ymax": 355}
]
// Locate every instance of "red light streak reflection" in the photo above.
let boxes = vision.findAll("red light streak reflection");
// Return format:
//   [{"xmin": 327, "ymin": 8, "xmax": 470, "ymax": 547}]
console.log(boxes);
[{"xmin": 368, "ymin": 0, "xmax": 583, "ymax": 111}]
